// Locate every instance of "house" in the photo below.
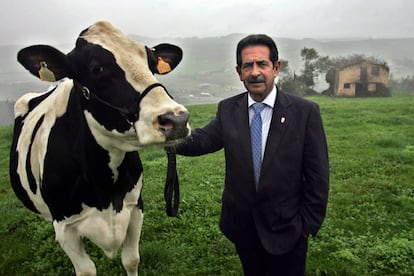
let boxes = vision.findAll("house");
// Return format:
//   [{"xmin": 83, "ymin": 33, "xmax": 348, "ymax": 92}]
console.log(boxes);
[{"xmin": 326, "ymin": 61, "xmax": 390, "ymax": 97}]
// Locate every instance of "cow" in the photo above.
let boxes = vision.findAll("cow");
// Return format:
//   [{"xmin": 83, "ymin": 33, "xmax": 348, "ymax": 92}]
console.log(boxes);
[{"xmin": 9, "ymin": 21, "xmax": 190, "ymax": 276}]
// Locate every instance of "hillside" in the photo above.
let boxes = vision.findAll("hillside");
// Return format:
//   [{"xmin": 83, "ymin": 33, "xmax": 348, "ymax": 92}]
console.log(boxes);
[{"xmin": 1, "ymin": 35, "xmax": 413, "ymax": 125}]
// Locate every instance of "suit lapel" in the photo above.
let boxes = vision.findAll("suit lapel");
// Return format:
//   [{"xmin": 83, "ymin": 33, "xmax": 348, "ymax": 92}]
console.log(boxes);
[
  {"xmin": 261, "ymin": 89, "xmax": 293, "ymax": 175},
  {"xmin": 233, "ymin": 93, "xmax": 253, "ymax": 164}
]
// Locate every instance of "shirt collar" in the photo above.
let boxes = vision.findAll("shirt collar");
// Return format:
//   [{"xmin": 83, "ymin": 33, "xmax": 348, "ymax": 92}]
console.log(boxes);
[{"xmin": 248, "ymin": 85, "xmax": 277, "ymax": 108}]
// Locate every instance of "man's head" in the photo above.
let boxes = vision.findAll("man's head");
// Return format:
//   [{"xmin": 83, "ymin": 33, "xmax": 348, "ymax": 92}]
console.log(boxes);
[{"xmin": 236, "ymin": 34, "xmax": 280, "ymax": 102}]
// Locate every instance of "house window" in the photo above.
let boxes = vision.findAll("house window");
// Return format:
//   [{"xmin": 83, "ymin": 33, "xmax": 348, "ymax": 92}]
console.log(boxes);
[
  {"xmin": 368, "ymin": 83, "xmax": 377, "ymax": 92},
  {"xmin": 372, "ymin": 66, "xmax": 380, "ymax": 76},
  {"xmin": 344, "ymin": 83, "xmax": 351, "ymax": 89}
]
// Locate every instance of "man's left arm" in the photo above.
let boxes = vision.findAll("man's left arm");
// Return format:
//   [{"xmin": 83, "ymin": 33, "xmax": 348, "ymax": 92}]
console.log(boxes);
[{"xmin": 301, "ymin": 103, "xmax": 330, "ymax": 237}]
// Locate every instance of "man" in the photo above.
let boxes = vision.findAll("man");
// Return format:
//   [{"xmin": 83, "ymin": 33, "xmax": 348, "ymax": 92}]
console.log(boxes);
[{"xmin": 175, "ymin": 34, "xmax": 329, "ymax": 275}]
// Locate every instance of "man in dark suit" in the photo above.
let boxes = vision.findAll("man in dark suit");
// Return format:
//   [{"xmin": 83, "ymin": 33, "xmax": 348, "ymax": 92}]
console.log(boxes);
[{"xmin": 175, "ymin": 34, "xmax": 329, "ymax": 275}]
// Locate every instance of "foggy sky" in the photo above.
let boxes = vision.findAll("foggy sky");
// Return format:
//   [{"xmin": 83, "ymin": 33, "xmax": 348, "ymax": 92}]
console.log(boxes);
[{"xmin": 2, "ymin": 0, "xmax": 413, "ymax": 46}]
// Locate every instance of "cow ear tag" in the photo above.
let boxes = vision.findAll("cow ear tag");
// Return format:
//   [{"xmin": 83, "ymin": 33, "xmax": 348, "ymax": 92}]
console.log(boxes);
[
  {"xmin": 38, "ymin": 61, "xmax": 56, "ymax": 82},
  {"xmin": 157, "ymin": 57, "xmax": 171, "ymax": 74}
]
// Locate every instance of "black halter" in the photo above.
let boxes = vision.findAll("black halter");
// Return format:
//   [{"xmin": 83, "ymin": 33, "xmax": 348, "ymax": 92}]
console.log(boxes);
[
  {"xmin": 79, "ymin": 81, "xmax": 181, "ymax": 217},
  {"xmin": 81, "ymin": 82, "xmax": 172, "ymax": 126}
]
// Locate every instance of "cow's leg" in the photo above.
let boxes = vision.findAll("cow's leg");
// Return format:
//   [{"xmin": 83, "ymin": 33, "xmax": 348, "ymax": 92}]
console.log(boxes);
[
  {"xmin": 121, "ymin": 207, "xmax": 144, "ymax": 276},
  {"xmin": 53, "ymin": 221, "xmax": 96, "ymax": 276}
]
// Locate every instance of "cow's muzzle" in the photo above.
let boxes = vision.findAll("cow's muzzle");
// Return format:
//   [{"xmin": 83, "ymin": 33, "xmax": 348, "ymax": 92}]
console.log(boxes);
[{"xmin": 158, "ymin": 111, "xmax": 189, "ymax": 141}]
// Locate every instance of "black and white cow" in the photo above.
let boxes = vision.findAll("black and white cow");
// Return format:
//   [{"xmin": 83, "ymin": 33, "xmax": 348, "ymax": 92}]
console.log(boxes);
[{"xmin": 9, "ymin": 21, "xmax": 190, "ymax": 276}]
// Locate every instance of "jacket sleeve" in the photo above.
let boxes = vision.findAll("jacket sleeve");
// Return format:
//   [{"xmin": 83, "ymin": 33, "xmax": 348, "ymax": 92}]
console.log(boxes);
[
  {"xmin": 301, "ymin": 103, "xmax": 330, "ymax": 236},
  {"xmin": 175, "ymin": 103, "xmax": 224, "ymax": 156}
]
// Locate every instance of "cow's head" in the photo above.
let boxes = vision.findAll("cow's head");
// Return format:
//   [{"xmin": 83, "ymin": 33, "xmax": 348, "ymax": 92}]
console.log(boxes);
[{"xmin": 17, "ymin": 21, "xmax": 190, "ymax": 150}]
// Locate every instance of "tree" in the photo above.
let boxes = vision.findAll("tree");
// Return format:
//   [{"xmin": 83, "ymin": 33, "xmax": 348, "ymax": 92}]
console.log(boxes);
[
  {"xmin": 314, "ymin": 55, "xmax": 332, "ymax": 74},
  {"xmin": 300, "ymin": 47, "xmax": 319, "ymax": 63},
  {"xmin": 300, "ymin": 47, "xmax": 319, "ymax": 88},
  {"xmin": 279, "ymin": 59, "xmax": 290, "ymax": 76},
  {"xmin": 279, "ymin": 48, "xmax": 321, "ymax": 96},
  {"xmin": 389, "ymin": 75, "xmax": 414, "ymax": 93}
]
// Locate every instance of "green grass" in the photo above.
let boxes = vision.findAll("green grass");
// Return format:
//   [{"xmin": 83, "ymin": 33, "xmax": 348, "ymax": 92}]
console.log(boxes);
[{"xmin": 0, "ymin": 93, "xmax": 413, "ymax": 275}]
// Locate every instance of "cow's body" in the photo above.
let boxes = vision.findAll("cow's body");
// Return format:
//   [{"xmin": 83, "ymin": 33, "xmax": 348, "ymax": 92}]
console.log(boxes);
[{"xmin": 9, "ymin": 21, "xmax": 190, "ymax": 276}]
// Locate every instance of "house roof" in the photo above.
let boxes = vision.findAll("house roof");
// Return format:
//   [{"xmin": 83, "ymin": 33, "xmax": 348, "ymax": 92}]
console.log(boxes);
[{"xmin": 338, "ymin": 61, "xmax": 390, "ymax": 72}]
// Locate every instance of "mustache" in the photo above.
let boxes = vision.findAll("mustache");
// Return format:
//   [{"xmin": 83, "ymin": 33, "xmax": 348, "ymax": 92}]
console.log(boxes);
[{"xmin": 247, "ymin": 75, "xmax": 266, "ymax": 83}]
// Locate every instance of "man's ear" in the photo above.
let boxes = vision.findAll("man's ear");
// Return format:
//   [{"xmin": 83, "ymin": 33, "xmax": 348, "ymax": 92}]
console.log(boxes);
[
  {"xmin": 273, "ymin": 60, "xmax": 281, "ymax": 77},
  {"xmin": 17, "ymin": 45, "xmax": 70, "ymax": 82},
  {"xmin": 235, "ymin": 65, "xmax": 243, "ymax": 81}
]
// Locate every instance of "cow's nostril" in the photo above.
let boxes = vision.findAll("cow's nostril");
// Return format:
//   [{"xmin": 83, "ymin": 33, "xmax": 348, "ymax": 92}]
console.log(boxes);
[
  {"xmin": 158, "ymin": 111, "xmax": 189, "ymax": 126},
  {"xmin": 158, "ymin": 111, "xmax": 189, "ymax": 140},
  {"xmin": 158, "ymin": 112, "xmax": 173, "ymax": 126}
]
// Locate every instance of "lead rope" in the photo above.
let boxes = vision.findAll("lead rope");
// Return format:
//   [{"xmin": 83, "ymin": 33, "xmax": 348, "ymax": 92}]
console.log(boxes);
[{"xmin": 164, "ymin": 147, "xmax": 180, "ymax": 217}]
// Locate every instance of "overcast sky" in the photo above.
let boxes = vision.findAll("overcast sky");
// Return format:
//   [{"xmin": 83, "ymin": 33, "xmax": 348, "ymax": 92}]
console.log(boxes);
[{"xmin": 2, "ymin": 0, "xmax": 413, "ymax": 46}]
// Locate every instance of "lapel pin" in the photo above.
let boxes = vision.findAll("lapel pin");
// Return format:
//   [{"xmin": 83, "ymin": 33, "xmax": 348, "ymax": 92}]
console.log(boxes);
[{"xmin": 281, "ymin": 117, "xmax": 286, "ymax": 124}]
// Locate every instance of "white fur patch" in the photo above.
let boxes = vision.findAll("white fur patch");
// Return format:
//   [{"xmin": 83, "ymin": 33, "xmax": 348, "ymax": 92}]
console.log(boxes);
[
  {"xmin": 54, "ymin": 174, "xmax": 143, "ymax": 257},
  {"xmin": 15, "ymin": 80, "xmax": 73, "ymax": 221}
]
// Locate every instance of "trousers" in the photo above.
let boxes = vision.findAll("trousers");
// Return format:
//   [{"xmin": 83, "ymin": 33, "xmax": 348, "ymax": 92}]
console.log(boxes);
[{"xmin": 235, "ymin": 233, "xmax": 308, "ymax": 276}]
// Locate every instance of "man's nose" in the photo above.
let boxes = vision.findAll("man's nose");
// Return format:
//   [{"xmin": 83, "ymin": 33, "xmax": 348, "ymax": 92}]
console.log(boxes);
[{"xmin": 251, "ymin": 63, "xmax": 261, "ymax": 75}]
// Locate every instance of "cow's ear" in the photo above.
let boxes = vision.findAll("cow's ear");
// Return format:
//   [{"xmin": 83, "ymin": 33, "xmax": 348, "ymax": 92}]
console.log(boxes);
[
  {"xmin": 150, "ymin": 44, "xmax": 183, "ymax": 75},
  {"xmin": 17, "ymin": 45, "xmax": 71, "ymax": 82}
]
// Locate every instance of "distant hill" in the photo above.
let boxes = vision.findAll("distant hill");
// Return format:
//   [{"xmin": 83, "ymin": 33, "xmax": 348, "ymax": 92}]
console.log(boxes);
[
  {"xmin": 0, "ymin": 100, "xmax": 14, "ymax": 125},
  {"xmin": 129, "ymin": 34, "xmax": 414, "ymax": 101},
  {"xmin": 1, "ymin": 35, "xmax": 414, "ymax": 125},
  {"xmin": 130, "ymin": 34, "xmax": 414, "ymax": 78}
]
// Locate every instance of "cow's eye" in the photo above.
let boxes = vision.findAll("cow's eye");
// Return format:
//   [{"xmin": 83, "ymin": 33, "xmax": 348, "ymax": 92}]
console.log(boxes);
[{"xmin": 90, "ymin": 65, "xmax": 105, "ymax": 75}]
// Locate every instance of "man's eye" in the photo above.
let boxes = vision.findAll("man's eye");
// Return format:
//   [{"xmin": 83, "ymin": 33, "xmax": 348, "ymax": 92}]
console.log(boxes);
[{"xmin": 258, "ymin": 61, "xmax": 268, "ymax": 67}]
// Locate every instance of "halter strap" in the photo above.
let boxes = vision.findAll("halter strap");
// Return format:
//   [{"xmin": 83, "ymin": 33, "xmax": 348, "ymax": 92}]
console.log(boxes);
[{"xmin": 81, "ymin": 82, "xmax": 173, "ymax": 126}]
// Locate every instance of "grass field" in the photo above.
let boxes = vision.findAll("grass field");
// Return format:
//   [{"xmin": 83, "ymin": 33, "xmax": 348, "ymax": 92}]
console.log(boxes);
[{"xmin": 0, "ymin": 93, "xmax": 413, "ymax": 275}]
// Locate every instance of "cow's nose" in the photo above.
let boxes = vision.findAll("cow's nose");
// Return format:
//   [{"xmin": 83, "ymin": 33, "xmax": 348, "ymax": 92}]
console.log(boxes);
[{"xmin": 158, "ymin": 111, "xmax": 189, "ymax": 140}]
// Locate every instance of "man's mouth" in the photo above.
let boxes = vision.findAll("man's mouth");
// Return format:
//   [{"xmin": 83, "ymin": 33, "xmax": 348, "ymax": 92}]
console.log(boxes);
[{"xmin": 248, "ymin": 81, "xmax": 265, "ymax": 86}]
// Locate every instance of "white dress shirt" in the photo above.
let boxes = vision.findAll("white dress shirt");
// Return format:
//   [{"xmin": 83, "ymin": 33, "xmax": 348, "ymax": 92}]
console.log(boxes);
[{"xmin": 248, "ymin": 85, "xmax": 277, "ymax": 160}]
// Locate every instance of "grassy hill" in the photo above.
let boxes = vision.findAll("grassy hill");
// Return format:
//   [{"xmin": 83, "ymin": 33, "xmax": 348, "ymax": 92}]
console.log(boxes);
[
  {"xmin": 1, "ymin": 36, "xmax": 414, "ymax": 103},
  {"xmin": 2, "ymin": 35, "xmax": 414, "ymax": 126},
  {"xmin": 0, "ymin": 92, "xmax": 413, "ymax": 275}
]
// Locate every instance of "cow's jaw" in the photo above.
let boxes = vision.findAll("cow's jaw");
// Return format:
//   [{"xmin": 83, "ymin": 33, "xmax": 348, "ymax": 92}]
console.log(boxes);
[{"xmin": 84, "ymin": 111, "xmax": 141, "ymax": 152}]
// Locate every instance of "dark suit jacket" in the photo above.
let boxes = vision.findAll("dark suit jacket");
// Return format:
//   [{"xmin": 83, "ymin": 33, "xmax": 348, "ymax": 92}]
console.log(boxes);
[{"xmin": 176, "ymin": 88, "xmax": 329, "ymax": 255}]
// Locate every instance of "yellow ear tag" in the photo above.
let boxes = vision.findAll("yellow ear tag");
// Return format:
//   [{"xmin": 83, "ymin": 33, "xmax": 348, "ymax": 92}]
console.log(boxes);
[
  {"xmin": 38, "ymin": 61, "xmax": 56, "ymax": 82},
  {"xmin": 157, "ymin": 57, "xmax": 171, "ymax": 74}
]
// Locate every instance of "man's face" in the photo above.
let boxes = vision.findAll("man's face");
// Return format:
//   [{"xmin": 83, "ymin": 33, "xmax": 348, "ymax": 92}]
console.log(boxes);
[{"xmin": 236, "ymin": 45, "xmax": 280, "ymax": 102}]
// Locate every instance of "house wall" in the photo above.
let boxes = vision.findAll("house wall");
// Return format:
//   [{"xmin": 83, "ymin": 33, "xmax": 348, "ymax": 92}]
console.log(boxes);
[
  {"xmin": 335, "ymin": 62, "xmax": 389, "ymax": 96},
  {"xmin": 337, "ymin": 64, "xmax": 360, "ymax": 96}
]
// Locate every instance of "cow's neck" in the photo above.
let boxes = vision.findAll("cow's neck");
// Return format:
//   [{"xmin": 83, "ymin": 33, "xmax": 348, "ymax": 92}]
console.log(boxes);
[
  {"xmin": 61, "ymin": 82, "xmax": 125, "ymax": 184},
  {"xmin": 83, "ymin": 111, "xmax": 136, "ymax": 180}
]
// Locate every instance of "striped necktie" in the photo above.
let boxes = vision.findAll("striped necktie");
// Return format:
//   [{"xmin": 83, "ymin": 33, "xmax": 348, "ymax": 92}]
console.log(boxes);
[{"xmin": 250, "ymin": 103, "xmax": 265, "ymax": 189}]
